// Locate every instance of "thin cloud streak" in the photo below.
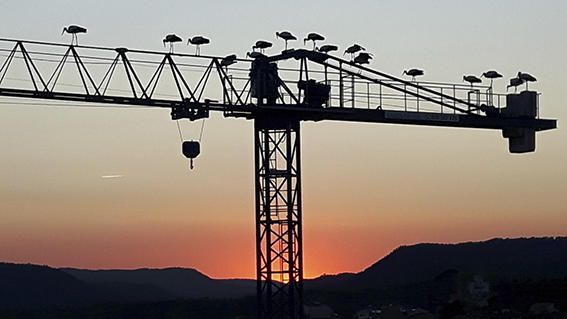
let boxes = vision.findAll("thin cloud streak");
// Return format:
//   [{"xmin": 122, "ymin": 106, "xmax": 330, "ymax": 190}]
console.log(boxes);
[{"xmin": 101, "ymin": 175, "xmax": 124, "ymax": 179}]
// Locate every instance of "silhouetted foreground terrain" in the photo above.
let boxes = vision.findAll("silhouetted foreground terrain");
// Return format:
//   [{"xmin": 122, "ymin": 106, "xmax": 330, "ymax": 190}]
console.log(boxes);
[{"xmin": 2, "ymin": 237, "xmax": 567, "ymax": 318}]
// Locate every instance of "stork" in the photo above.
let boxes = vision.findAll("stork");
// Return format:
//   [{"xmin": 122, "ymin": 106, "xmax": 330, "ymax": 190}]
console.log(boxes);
[
  {"xmin": 403, "ymin": 69, "xmax": 424, "ymax": 81},
  {"xmin": 344, "ymin": 44, "xmax": 365, "ymax": 60},
  {"xmin": 252, "ymin": 40, "xmax": 272, "ymax": 53},
  {"xmin": 247, "ymin": 51, "xmax": 266, "ymax": 59},
  {"xmin": 518, "ymin": 72, "xmax": 537, "ymax": 90},
  {"xmin": 303, "ymin": 33, "xmax": 325, "ymax": 50},
  {"xmin": 463, "ymin": 75, "xmax": 482, "ymax": 88},
  {"xmin": 276, "ymin": 31, "xmax": 296, "ymax": 50},
  {"xmin": 481, "ymin": 70, "xmax": 503, "ymax": 89},
  {"xmin": 61, "ymin": 25, "xmax": 87, "ymax": 46},
  {"xmin": 507, "ymin": 77, "xmax": 525, "ymax": 92},
  {"xmin": 220, "ymin": 54, "xmax": 237, "ymax": 68},
  {"xmin": 353, "ymin": 52, "xmax": 373, "ymax": 65},
  {"xmin": 163, "ymin": 34, "xmax": 182, "ymax": 53},
  {"xmin": 481, "ymin": 70, "xmax": 502, "ymax": 106},
  {"xmin": 187, "ymin": 36, "xmax": 210, "ymax": 56},
  {"xmin": 316, "ymin": 44, "xmax": 339, "ymax": 54}
]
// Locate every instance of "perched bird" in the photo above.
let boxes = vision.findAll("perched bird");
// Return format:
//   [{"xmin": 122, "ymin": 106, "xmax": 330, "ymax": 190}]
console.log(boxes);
[
  {"xmin": 247, "ymin": 51, "xmax": 266, "ymax": 59},
  {"xmin": 317, "ymin": 44, "xmax": 339, "ymax": 54},
  {"xmin": 353, "ymin": 52, "xmax": 373, "ymax": 65},
  {"xmin": 463, "ymin": 75, "xmax": 482, "ymax": 88},
  {"xmin": 220, "ymin": 54, "xmax": 238, "ymax": 68},
  {"xmin": 481, "ymin": 70, "xmax": 503, "ymax": 88},
  {"xmin": 403, "ymin": 69, "xmax": 424, "ymax": 81},
  {"xmin": 252, "ymin": 40, "xmax": 272, "ymax": 53},
  {"xmin": 276, "ymin": 31, "xmax": 297, "ymax": 50},
  {"xmin": 303, "ymin": 33, "xmax": 325, "ymax": 50},
  {"xmin": 61, "ymin": 25, "xmax": 87, "ymax": 45},
  {"xmin": 507, "ymin": 77, "xmax": 525, "ymax": 92},
  {"xmin": 163, "ymin": 34, "xmax": 182, "ymax": 53},
  {"xmin": 517, "ymin": 72, "xmax": 537, "ymax": 90},
  {"xmin": 344, "ymin": 44, "xmax": 365, "ymax": 60},
  {"xmin": 187, "ymin": 36, "xmax": 210, "ymax": 56}
]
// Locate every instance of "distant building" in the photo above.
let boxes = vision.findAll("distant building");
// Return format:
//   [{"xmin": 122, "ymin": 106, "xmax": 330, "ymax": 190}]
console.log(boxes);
[
  {"xmin": 355, "ymin": 305, "xmax": 434, "ymax": 319},
  {"xmin": 530, "ymin": 302, "xmax": 558, "ymax": 315},
  {"xmin": 466, "ymin": 276, "xmax": 490, "ymax": 307},
  {"xmin": 304, "ymin": 303, "xmax": 336, "ymax": 319},
  {"xmin": 355, "ymin": 307, "xmax": 381, "ymax": 319}
]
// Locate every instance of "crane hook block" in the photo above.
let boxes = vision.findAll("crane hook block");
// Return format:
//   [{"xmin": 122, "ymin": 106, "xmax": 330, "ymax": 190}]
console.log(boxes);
[{"xmin": 182, "ymin": 141, "xmax": 200, "ymax": 159}]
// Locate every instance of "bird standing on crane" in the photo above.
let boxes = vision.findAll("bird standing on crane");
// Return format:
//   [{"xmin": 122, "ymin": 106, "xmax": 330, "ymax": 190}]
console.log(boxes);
[
  {"xmin": 507, "ymin": 77, "xmax": 525, "ymax": 92},
  {"xmin": 163, "ymin": 34, "xmax": 182, "ymax": 53},
  {"xmin": 344, "ymin": 44, "xmax": 365, "ymax": 60},
  {"xmin": 403, "ymin": 69, "xmax": 424, "ymax": 81},
  {"xmin": 61, "ymin": 25, "xmax": 87, "ymax": 46},
  {"xmin": 317, "ymin": 44, "xmax": 339, "ymax": 54},
  {"xmin": 276, "ymin": 31, "xmax": 297, "ymax": 50},
  {"xmin": 481, "ymin": 70, "xmax": 503, "ymax": 89},
  {"xmin": 187, "ymin": 36, "xmax": 210, "ymax": 56},
  {"xmin": 353, "ymin": 52, "xmax": 373, "ymax": 65},
  {"xmin": 481, "ymin": 70, "xmax": 502, "ymax": 106},
  {"xmin": 252, "ymin": 40, "xmax": 272, "ymax": 53},
  {"xmin": 517, "ymin": 72, "xmax": 537, "ymax": 90},
  {"xmin": 463, "ymin": 75, "xmax": 482, "ymax": 88},
  {"xmin": 303, "ymin": 33, "xmax": 325, "ymax": 50},
  {"xmin": 220, "ymin": 54, "xmax": 237, "ymax": 68}
]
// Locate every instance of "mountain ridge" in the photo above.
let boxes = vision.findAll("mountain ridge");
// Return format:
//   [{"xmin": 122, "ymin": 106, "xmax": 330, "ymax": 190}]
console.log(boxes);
[{"xmin": 2, "ymin": 236, "xmax": 567, "ymax": 310}]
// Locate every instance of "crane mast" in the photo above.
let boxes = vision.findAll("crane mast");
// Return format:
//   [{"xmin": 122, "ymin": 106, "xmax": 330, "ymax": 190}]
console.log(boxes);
[{"xmin": 0, "ymin": 38, "xmax": 557, "ymax": 319}]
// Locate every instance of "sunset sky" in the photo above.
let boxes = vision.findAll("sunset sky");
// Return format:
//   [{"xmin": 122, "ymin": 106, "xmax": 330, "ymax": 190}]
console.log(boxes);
[{"xmin": 0, "ymin": 0, "xmax": 566, "ymax": 279}]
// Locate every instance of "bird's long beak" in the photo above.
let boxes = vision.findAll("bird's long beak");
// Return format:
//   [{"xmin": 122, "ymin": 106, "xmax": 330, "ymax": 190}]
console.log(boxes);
[
  {"xmin": 61, "ymin": 28, "xmax": 66, "ymax": 36},
  {"xmin": 162, "ymin": 40, "xmax": 165, "ymax": 47}
]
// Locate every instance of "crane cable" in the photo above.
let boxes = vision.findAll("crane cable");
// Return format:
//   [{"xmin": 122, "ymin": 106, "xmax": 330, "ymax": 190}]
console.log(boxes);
[{"xmin": 175, "ymin": 118, "xmax": 206, "ymax": 143}]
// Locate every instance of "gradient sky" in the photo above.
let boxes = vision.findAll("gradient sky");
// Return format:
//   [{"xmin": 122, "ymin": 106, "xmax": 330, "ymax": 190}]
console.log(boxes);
[{"xmin": 0, "ymin": 0, "xmax": 566, "ymax": 279}]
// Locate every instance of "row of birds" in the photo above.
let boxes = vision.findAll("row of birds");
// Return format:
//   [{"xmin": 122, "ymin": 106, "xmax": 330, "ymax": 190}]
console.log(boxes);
[
  {"xmin": 404, "ymin": 69, "xmax": 537, "ymax": 91},
  {"xmin": 62, "ymin": 26, "xmax": 537, "ymax": 90},
  {"xmin": 463, "ymin": 71, "xmax": 537, "ymax": 91},
  {"xmin": 62, "ymin": 26, "xmax": 372, "ymax": 62}
]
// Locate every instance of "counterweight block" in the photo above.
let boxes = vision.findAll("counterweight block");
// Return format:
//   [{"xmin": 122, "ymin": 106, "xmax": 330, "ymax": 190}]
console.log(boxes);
[{"xmin": 502, "ymin": 91, "xmax": 539, "ymax": 153}]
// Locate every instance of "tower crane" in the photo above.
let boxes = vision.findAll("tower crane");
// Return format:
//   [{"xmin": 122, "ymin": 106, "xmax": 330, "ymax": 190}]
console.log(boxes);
[{"xmin": 0, "ymin": 37, "xmax": 557, "ymax": 319}]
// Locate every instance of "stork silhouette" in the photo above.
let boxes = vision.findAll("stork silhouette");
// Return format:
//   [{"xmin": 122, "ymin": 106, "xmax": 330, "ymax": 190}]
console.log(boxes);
[
  {"xmin": 317, "ymin": 44, "xmax": 339, "ymax": 54},
  {"xmin": 62, "ymin": 25, "xmax": 87, "ymax": 45},
  {"xmin": 303, "ymin": 33, "xmax": 325, "ymax": 50},
  {"xmin": 518, "ymin": 72, "xmax": 537, "ymax": 90},
  {"xmin": 403, "ymin": 69, "xmax": 424, "ymax": 81},
  {"xmin": 252, "ymin": 40, "xmax": 272, "ymax": 53},
  {"xmin": 344, "ymin": 44, "xmax": 365, "ymax": 60},
  {"xmin": 187, "ymin": 36, "xmax": 210, "ymax": 56},
  {"xmin": 163, "ymin": 34, "xmax": 182, "ymax": 53},
  {"xmin": 276, "ymin": 31, "xmax": 297, "ymax": 50}
]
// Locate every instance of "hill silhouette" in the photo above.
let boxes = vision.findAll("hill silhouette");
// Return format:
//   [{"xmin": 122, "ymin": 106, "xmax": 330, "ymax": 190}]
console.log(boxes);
[
  {"xmin": 2, "ymin": 237, "xmax": 567, "ymax": 312},
  {"xmin": 63, "ymin": 267, "xmax": 255, "ymax": 299},
  {"xmin": 308, "ymin": 237, "xmax": 567, "ymax": 290}
]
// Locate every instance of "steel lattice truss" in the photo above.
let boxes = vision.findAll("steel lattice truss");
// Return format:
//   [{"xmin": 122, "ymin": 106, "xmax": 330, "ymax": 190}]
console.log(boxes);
[
  {"xmin": 255, "ymin": 120, "xmax": 303, "ymax": 319},
  {"xmin": 0, "ymin": 38, "xmax": 556, "ymax": 132}
]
